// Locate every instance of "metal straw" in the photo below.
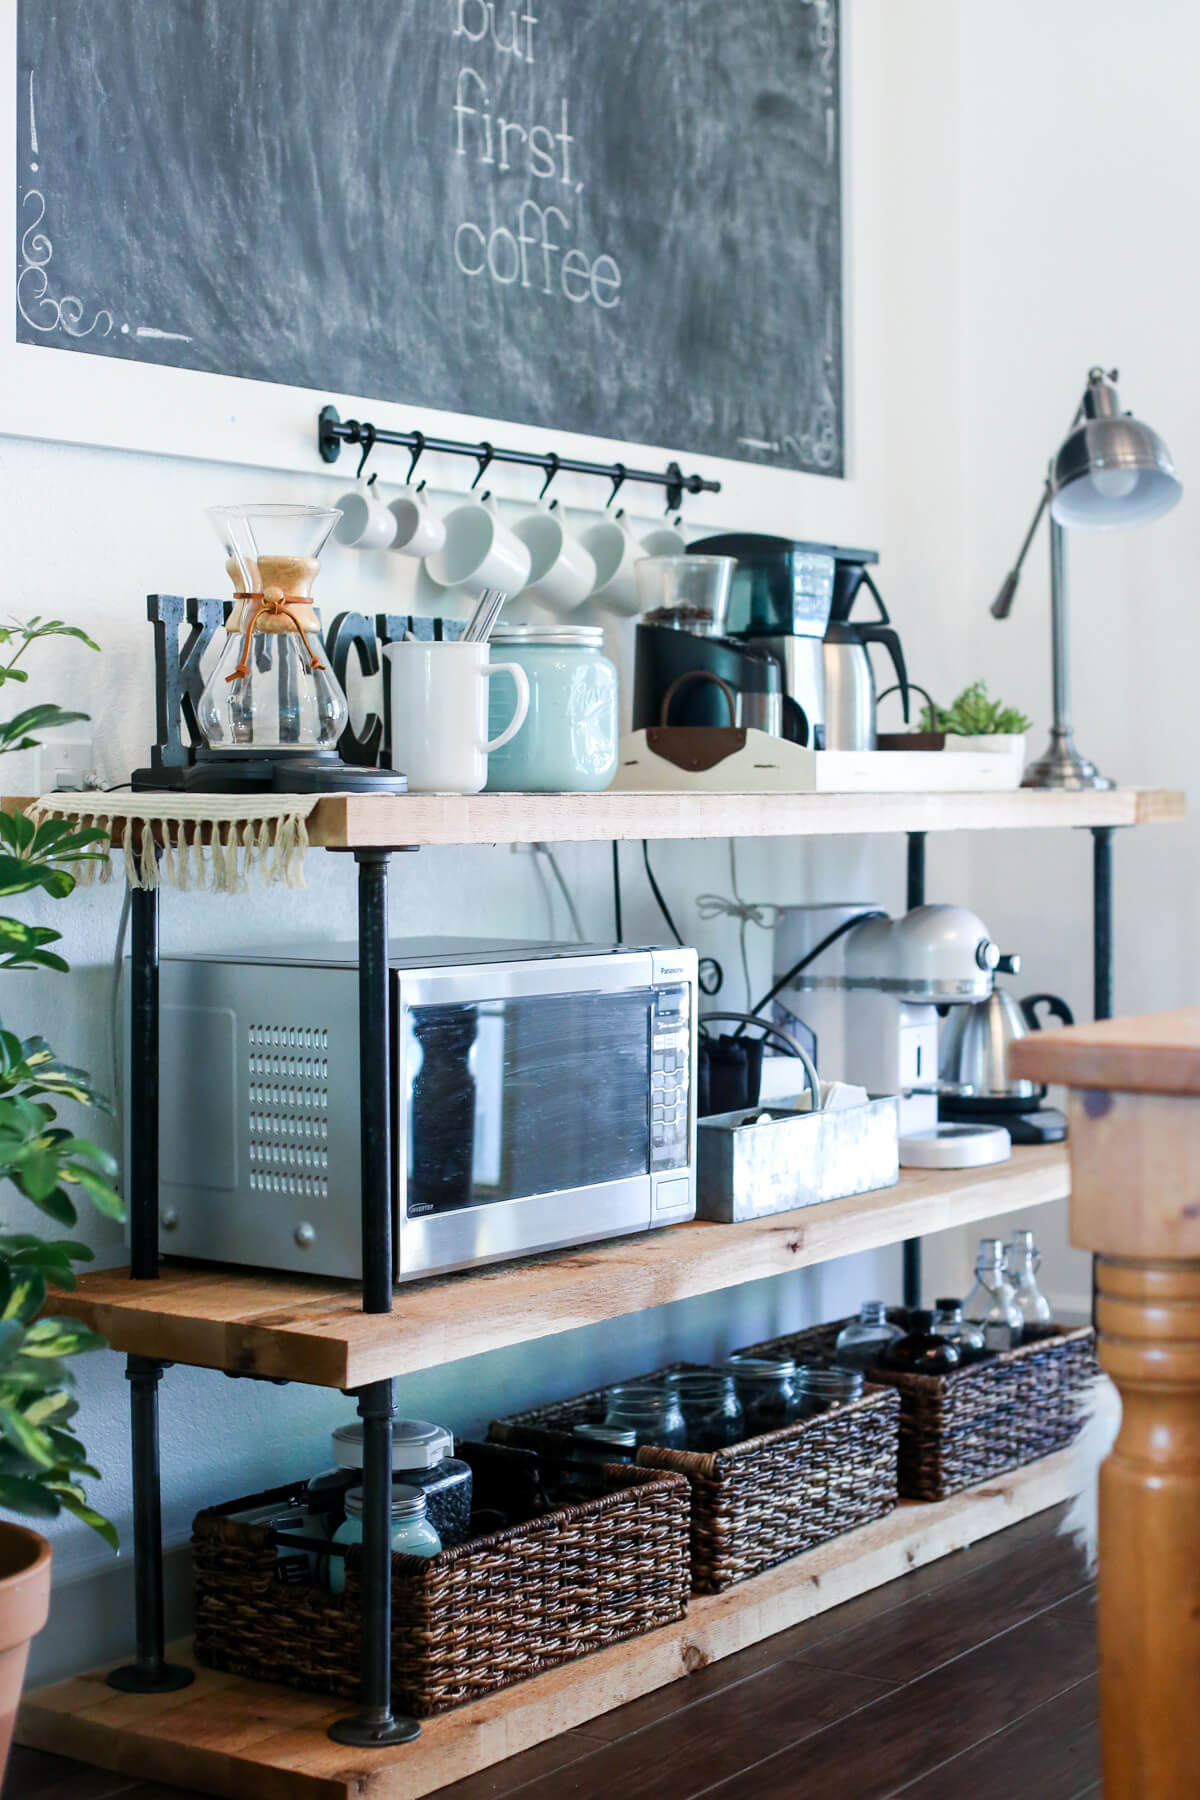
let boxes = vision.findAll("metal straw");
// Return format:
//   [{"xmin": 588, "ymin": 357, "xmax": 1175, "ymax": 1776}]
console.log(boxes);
[{"xmin": 462, "ymin": 588, "xmax": 509, "ymax": 644}]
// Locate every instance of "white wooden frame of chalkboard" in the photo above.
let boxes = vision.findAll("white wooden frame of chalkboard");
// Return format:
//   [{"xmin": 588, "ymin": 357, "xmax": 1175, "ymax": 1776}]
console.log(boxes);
[{"xmin": 1, "ymin": 0, "xmax": 847, "ymax": 519}]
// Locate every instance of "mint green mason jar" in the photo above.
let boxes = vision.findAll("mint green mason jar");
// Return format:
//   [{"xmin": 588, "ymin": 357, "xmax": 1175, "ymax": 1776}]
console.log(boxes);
[{"xmin": 485, "ymin": 626, "xmax": 618, "ymax": 792}]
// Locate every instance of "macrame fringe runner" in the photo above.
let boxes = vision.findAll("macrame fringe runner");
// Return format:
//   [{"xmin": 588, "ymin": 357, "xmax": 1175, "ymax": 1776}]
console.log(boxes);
[{"xmin": 27, "ymin": 796, "xmax": 322, "ymax": 892}]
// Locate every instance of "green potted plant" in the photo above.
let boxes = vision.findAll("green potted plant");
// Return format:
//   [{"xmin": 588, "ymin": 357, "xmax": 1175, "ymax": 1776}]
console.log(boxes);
[
  {"xmin": 918, "ymin": 682, "xmax": 1032, "ymax": 766},
  {"xmin": 0, "ymin": 618, "xmax": 121, "ymax": 1773}
]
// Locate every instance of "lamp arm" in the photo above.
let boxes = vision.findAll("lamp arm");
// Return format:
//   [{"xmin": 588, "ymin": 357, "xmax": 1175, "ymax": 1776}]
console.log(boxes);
[{"xmin": 991, "ymin": 479, "xmax": 1051, "ymax": 619}]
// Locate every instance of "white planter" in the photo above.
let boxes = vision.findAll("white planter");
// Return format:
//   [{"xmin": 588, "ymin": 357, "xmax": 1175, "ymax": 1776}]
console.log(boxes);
[{"xmin": 944, "ymin": 732, "xmax": 1026, "ymax": 772}]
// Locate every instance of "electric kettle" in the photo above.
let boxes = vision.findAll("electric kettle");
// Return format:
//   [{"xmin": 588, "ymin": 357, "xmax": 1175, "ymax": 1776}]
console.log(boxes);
[
  {"xmin": 824, "ymin": 555, "xmax": 911, "ymax": 751},
  {"xmin": 938, "ymin": 989, "xmax": 1074, "ymax": 1111}
]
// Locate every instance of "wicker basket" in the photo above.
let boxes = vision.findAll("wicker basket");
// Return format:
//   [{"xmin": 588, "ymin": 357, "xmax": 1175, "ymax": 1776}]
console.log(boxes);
[
  {"xmin": 191, "ymin": 1440, "xmax": 689, "ymax": 1716},
  {"xmin": 491, "ymin": 1363, "xmax": 900, "ymax": 1595},
  {"xmin": 737, "ymin": 1318, "xmax": 1098, "ymax": 1502}
]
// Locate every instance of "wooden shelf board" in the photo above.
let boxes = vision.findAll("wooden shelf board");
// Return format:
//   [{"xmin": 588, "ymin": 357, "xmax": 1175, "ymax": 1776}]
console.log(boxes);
[
  {"xmin": 18, "ymin": 1448, "xmax": 1086, "ymax": 1800},
  {"xmin": 303, "ymin": 785, "xmax": 1183, "ymax": 848},
  {"xmin": 54, "ymin": 1146, "xmax": 1070, "ymax": 1388}
]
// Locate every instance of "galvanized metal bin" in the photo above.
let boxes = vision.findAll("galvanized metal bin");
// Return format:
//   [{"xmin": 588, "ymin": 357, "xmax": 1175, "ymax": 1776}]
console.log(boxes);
[{"xmin": 696, "ymin": 1096, "xmax": 899, "ymax": 1222}]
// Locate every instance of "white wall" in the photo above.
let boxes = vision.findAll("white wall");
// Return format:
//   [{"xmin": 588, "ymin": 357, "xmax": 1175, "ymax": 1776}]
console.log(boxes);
[
  {"xmin": 1, "ymin": 0, "xmax": 986, "ymax": 1681},
  {"xmin": 958, "ymin": 0, "xmax": 1200, "ymax": 1309}
]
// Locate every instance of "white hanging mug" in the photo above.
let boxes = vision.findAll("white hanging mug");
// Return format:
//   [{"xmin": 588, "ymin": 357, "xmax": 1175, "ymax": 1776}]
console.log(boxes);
[
  {"xmin": 385, "ymin": 640, "xmax": 530, "ymax": 793},
  {"xmin": 425, "ymin": 492, "xmax": 532, "ymax": 601},
  {"xmin": 511, "ymin": 499, "xmax": 597, "ymax": 614},
  {"xmin": 332, "ymin": 475, "xmax": 397, "ymax": 551},
  {"xmin": 579, "ymin": 508, "xmax": 647, "ymax": 616},
  {"xmin": 388, "ymin": 481, "xmax": 446, "ymax": 559}
]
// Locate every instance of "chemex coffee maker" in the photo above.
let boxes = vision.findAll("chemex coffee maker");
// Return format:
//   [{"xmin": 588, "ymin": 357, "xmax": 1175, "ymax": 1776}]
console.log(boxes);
[
  {"xmin": 772, "ymin": 902, "xmax": 1022, "ymax": 1168},
  {"xmin": 685, "ymin": 535, "xmax": 912, "ymax": 750},
  {"xmin": 133, "ymin": 503, "xmax": 407, "ymax": 793}
]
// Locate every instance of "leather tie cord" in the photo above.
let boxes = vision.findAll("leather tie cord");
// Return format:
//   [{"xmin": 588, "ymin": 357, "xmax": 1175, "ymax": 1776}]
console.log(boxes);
[{"xmin": 228, "ymin": 590, "xmax": 326, "ymax": 683}]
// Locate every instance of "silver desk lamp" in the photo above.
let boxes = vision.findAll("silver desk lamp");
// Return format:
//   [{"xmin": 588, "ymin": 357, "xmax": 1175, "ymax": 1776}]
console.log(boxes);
[{"xmin": 992, "ymin": 366, "xmax": 1182, "ymax": 789}]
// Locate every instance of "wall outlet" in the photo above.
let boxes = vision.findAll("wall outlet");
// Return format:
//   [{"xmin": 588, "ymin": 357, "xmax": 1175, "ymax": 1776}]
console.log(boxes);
[{"xmin": 36, "ymin": 737, "xmax": 97, "ymax": 793}]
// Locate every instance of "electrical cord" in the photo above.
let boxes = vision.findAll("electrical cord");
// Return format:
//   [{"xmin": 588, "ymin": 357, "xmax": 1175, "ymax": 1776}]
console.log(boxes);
[
  {"xmin": 611, "ymin": 841, "xmax": 622, "ymax": 942},
  {"xmin": 696, "ymin": 840, "xmax": 785, "ymax": 1010},
  {"xmin": 641, "ymin": 839, "xmax": 723, "ymax": 995},
  {"xmin": 535, "ymin": 844, "xmax": 585, "ymax": 942},
  {"xmin": 743, "ymin": 909, "xmax": 888, "ymax": 1028},
  {"xmin": 641, "ymin": 840, "xmax": 682, "ymax": 944},
  {"xmin": 529, "ymin": 849, "xmax": 555, "ymax": 937}
]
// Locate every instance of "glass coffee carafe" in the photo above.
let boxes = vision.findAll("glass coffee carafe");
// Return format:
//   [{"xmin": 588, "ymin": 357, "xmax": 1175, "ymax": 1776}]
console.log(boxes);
[
  {"xmin": 187, "ymin": 504, "xmax": 406, "ymax": 793},
  {"xmin": 199, "ymin": 504, "xmax": 348, "ymax": 753}
]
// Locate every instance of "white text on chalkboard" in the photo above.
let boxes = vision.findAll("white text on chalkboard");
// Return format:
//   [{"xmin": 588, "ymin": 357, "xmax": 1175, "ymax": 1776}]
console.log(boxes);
[{"xmin": 449, "ymin": 3, "xmax": 623, "ymax": 307}]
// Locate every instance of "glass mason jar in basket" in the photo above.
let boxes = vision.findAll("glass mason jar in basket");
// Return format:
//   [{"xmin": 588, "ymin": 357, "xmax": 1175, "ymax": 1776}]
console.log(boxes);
[
  {"xmin": 725, "ymin": 1354, "xmax": 803, "ymax": 1435},
  {"xmin": 794, "ymin": 1365, "xmax": 864, "ymax": 1418},
  {"xmin": 485, "ymin": 625, "xmax": 618, "ymax": 792},
  {"xmin": 664, "ymin": 1370, "xmax": 745, "ymax": 1451},
  {"xmin": 602, "ymin": 1383, "xmax": 687, "ymax": 1449}
]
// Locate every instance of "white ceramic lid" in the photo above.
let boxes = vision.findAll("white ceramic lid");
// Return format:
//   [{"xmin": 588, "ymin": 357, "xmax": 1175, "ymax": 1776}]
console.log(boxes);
[{"xmin": 332, "ymin": 1418, "xmax": 454, "ymax": 1472}]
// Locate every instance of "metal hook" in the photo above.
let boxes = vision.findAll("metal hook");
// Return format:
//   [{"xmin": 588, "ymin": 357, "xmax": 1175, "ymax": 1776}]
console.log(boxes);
[
  {"xmin": 405, "ymin": 430, "xmax": 426, "ymax": 485},
  {"xmin": 471, "ymin": 441, "xmax": 495, "ymax": 490},
  {"xmin": 606, "ymin": 464, "xmax": 627, "ymax": 509},
  {"xmin": 538, "ymin": 452, "xmax": 561, "ymax": 501},
  {"xmin": 665, "ymin": 462, "xmax": 684, "ymax": 515},
  {"xmin": 355, "ymin": 422, "xmax": 377, "ymax": 482}
]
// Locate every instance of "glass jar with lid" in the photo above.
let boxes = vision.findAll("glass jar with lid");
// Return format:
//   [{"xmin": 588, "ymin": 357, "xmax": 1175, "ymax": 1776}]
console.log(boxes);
[
  {"xmin": 485, "ymin": 624, "xmax": 618, "ymax": 793},
  {"xmin": 725, "ymin": 1353, "xmax": 802, "ymax": 1435},
  {"xmin": 328, "ymin": 1483, "xmax": 442, "ymax": 1594},
  {"xmin": 307, "ymin": 1416, "xmax": 472, "ymax": 1545},
  {"xmin": 794, "ymin": 1365, "xmax": 863, "ymax": 1418},
  {"xmin": 602, "ymin": 1382, "xmax": 687, "ymax": 1449},
  {"xmin": 664, "ymin": 1370, "xmax": 745, "ymax": 1451}
]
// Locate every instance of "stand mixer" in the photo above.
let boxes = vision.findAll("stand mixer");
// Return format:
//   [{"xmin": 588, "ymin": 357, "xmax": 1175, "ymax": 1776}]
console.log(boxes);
[{"xmin": 772, "ymin": 904, "xmax": 1020, "ymax": 1168}]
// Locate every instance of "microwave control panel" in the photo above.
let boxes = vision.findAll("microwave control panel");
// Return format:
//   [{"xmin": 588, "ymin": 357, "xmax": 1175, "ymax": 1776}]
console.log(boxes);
[{"xmin": 650, "ymin": 982, "xmax": 691, "ymax": 1172}]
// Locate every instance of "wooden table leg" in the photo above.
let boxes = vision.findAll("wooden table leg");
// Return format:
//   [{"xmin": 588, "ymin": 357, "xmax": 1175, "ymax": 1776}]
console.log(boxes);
[{"xmin": 1095, "ymin": 1256, "xmax": 1200, "ymax": 1799}]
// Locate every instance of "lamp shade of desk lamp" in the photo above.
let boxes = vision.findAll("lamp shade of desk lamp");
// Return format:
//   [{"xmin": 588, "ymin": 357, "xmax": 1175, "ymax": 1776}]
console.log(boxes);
[{"xmin": 992, "ymin": 366, "xmax": 1182, "ymax": 790}]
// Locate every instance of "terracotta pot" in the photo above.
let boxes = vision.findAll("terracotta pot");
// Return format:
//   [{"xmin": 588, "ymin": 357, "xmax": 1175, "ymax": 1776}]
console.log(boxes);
[{"xmin": 0, "ymin": 1523, "xmax": 51, "ymax": 1780}]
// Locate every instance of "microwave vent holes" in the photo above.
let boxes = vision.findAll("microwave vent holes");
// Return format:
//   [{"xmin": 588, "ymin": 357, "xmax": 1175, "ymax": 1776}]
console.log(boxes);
[{"xmin": 246, "ymin": 1021, "xmax": 331, "ymax": 1201}]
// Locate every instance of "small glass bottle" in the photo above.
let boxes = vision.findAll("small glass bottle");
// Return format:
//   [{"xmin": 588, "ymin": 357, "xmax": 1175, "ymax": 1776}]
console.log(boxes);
[
  {"xmin": 882, "ymin": 1310, "xmax": 962, "ymax": 1374},
  {"xmin": 664, "ymin": 1370, "xmax": 745, "ymax": 1451},
  {"xmin": 964, "ymin": 1237, "xmax": 1024, "ymax": 1351},
  {"xmin": 725, "ymin": 1354, "xmax": 802, "ymax": 1435},
  {"xmin": 794, "ymin": 1365, "xmax": 863, "ymax": 1417},
  {"xmin": 602, "ymin": 1383, "xmax": 687, "ymax": 1449},
  {"xmin": 1007, "ymin": 1230, "xmax": 1055, "ymax": 1340},
  {"xmin": 328, "ymin": 1483, "xmax": 442, "ymax": 1595},
  {"xmin": 834, "ymin": 1302, "xmax": 904, "ymax": 1373},
  {"xmin": 931, "ymin": 1298, "xmax": 987, "ymax": 1364}
]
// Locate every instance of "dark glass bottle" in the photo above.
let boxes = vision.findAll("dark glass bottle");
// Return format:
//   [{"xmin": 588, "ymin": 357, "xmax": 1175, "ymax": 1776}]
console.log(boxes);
[
  {"xmin": 931, "ymin": 1298, "xmax": 987, "ymax": 1364},
  {"xmin": 881, "ymin": 1310, "xmax": 962, "ymax": 1374}
]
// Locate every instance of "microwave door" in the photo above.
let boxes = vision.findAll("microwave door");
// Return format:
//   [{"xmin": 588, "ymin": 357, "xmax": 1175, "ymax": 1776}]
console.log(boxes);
[{"xmin": 398, "ymin": 987, "xmax": 660, "ymax": 1277}]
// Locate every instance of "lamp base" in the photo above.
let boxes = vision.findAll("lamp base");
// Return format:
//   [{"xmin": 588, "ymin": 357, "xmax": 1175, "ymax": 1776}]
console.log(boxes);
[{"xmin": 1022, "ymin": 729, "xmax": 1114, "ymax": 791}]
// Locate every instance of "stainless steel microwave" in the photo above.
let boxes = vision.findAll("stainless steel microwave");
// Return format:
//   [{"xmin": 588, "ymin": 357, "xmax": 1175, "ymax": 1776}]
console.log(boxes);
[{"xmin": 149, "ymin": 939, "xmax": 697, "ymax": 1282}]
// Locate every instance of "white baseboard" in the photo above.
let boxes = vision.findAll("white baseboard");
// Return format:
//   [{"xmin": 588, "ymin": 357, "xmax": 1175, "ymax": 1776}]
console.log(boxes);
[{"xmin": 28, "ymin": 1540, "xmax": 194, "ymax": 1688}]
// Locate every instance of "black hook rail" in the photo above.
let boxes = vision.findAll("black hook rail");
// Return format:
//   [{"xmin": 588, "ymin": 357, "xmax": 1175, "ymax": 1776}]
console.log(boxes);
[{"xmin": 318, "ymin": 405, "xmax": 720, "ymax": 514}]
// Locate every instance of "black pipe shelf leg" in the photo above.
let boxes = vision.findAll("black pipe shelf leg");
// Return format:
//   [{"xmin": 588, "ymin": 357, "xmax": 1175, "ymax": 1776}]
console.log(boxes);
[
  {"xmin": 107, "ymin": 1357, "xmax": 194, "ymax": 1694},
  {"xmin": 330, "ymin": 850, "xmax": 420, "ymax": 1749},
  {"xmin": 902, "ymin": 832, "xmax": 926, "ymax": 1310},
  {"xmin": 1092, "ymin": 826, "xmax": 1115, "ymax": 1023}
]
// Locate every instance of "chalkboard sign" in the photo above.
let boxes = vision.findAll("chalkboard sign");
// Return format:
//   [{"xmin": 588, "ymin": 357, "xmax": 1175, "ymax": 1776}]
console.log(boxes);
[{"xmin": 15, "ymin": 0, "xmax": 842, "ymax": 475}]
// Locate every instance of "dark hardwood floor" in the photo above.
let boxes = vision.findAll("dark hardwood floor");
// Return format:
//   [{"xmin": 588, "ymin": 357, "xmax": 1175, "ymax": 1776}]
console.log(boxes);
[{"xmin": 5, "ymin": 1503, "xmax": 1098, "ymax": 1800}]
